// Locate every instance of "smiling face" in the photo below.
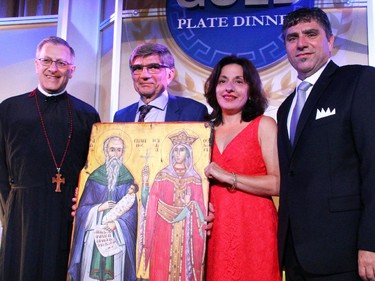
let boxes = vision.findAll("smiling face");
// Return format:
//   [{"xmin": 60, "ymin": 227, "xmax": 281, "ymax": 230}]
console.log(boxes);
[
  {"xmin": 215, "ymin": 63, "xmax": 249, "ymax": 115},
  {"xmin": 131, "ymin": 54, "xmax": 175, "ymax": 104},
  {"xmin": 34, "ymin": 42, "xmax": 76, "ymax": 94},
  {"xmin": 284, "ymin": 19, "xmax": 334, "ymax": 80}
]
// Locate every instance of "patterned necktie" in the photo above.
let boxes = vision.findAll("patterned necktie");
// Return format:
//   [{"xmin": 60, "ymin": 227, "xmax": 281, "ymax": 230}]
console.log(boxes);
[
  {"xmin": 290, "ymin": 81, "xmax": 311, "ymax": 144},
  {"xmin": 138, "ymin": 105, "xmax": 153, "ymax": 122}
]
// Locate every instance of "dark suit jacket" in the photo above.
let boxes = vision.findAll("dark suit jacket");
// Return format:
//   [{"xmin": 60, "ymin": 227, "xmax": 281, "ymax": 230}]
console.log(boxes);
[
  {"xmin": 277, "ymin": 61, "xmax": 375, "ymax": 274},
  {"xmin": 113, "ymin": 94, "xmax": 208, "ymax": 122}
]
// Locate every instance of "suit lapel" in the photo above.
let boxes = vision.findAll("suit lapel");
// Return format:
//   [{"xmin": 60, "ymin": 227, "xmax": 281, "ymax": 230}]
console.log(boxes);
[
  {"xmin": 165, "ymin": 94, "xmax": 180, "ymax": 122},
  {"xmin": 292, "ymin": 61, "xmax": 339, "ymax": 148},
  {"xmin": 278, "ymin": 95, "xmax": 294, "ymax": 157},
  {"xmin": 126, "ymin": 104, "xmax": 138, "ymax": 122}
]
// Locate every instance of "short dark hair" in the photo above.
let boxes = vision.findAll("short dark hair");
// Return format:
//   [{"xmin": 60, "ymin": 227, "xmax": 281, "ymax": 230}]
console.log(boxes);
[
  {"xmin": 282, "ymin": 7, "xmax": 332, "ymax": 40},
  {"xmin": 36, "ymin": 36, "xmax": 75, "ymax": 61},
  {"xmin": 129, "ymin": 43, "xmax": 175, "ymax": 69},
  {"xmin": 204, "ymin": 55, "xmax": 267, "ymax": 126}
]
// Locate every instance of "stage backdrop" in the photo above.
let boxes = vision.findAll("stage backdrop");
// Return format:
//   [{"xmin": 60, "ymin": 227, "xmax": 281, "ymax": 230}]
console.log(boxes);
[{"xmin": 100, "ymin": 1, "xmax": 369, "ymax": 121}]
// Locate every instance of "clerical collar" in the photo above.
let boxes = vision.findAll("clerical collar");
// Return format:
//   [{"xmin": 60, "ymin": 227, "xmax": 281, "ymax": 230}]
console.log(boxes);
[{"xmin": 37, "ymin": 85, "xmax": 66, "ymax": 97}]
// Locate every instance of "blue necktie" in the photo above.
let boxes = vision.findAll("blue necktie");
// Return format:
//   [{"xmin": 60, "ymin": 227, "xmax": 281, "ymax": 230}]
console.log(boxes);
[{"xmin": 290, "ymin": 81, "xmax": 311, "ymax": 144}]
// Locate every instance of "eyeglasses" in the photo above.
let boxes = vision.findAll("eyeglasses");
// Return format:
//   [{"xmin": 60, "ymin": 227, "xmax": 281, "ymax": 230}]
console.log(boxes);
[
  {"xmin": 37, "ymin": 58, "xmax": 72, "ymax": 69},
  {"xmin": 130, "ymin": 63, "xmax": 169, "ymax": 74}
]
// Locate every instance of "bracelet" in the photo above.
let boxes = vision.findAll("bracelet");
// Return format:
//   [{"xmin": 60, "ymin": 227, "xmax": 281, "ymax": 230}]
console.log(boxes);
[{"xmin": 227, "ymin": 172, "xmax": 237, "ymax": 192}]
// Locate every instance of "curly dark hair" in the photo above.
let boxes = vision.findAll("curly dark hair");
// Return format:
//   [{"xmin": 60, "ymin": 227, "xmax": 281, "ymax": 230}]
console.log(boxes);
[
  {"xmin": 204, "ymin": 55, "xmax": 267, "ymax": 126},
  {"xmin": 282, "ymin": 7, "xmax": 332, "ymax": 41}
]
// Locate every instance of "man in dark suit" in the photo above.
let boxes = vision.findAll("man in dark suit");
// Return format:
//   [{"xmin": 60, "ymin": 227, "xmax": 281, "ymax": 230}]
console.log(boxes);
[
  {"xmin": 113, "ymin": 43, "xmax": 208, "ymax": 122},
  {"xmin": 277, "ymin": 7, "xmax": 375, "ymax": 281}
]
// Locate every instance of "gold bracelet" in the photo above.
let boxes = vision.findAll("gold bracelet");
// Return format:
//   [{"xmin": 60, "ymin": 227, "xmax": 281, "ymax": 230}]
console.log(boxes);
[{"xmin": 227, "ymin": 172, "xmax": 237, "ymax": 192}]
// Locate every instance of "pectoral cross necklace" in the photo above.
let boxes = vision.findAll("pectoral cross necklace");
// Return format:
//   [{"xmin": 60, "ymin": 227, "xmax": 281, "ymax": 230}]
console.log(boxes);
[{"xmin": 34, "ymin": 89, "xmax": 73, "ymax": 192}]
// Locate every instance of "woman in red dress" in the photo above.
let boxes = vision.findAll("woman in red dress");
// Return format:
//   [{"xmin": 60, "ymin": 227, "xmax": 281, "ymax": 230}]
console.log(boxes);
[{"xmin": 204, "ymin": 55, "xmax": 281, "ymax": 281}]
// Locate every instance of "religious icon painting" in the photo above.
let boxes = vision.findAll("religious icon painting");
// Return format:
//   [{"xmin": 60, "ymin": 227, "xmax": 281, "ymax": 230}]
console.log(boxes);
[{"xmin": 67, "ymin": 122, "xmax": 212, "ymax": 281}]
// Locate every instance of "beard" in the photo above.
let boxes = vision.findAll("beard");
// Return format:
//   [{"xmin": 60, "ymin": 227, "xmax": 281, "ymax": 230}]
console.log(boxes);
[{"xmin": 105, "ymin": 156, "xmax": 123, "ymax": 191}]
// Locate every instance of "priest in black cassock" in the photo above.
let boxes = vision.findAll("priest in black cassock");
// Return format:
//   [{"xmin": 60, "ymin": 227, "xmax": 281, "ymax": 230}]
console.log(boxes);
[{"xmin": 0, "ymin": 36, "xmax": 100, "ymax": 281}]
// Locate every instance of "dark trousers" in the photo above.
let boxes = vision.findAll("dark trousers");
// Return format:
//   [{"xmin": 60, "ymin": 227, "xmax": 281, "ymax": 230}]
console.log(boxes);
[{"xmin": 284, "ymin": 228, "xmax": 361, "ymax": 281}]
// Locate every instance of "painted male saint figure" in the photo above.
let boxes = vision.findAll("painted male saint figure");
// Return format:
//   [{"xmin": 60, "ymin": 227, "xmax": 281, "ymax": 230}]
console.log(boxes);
[{"xmin": 68, "ymin": 136, "xmax": 137, "ymax": 281}]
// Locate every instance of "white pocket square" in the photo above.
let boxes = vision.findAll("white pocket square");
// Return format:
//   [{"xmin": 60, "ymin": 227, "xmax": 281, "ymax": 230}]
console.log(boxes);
[{"xmin": 316, "ymin": 107, "xmax": 336, "ymax": 120}]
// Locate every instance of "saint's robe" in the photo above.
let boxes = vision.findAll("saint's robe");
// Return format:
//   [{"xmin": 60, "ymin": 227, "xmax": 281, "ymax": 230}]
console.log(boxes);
[{"xmin": 68, "ymin": 164, "xmax": 137, "ymax": 281}]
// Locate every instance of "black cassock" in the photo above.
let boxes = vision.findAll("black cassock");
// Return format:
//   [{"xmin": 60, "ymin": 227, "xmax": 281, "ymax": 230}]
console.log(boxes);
[{"xmin": 0, "ymin": 89, "xmax": 100, "ymax": 281}]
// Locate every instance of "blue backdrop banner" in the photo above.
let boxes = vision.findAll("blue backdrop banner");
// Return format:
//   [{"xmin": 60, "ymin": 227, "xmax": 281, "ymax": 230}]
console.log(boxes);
[{"xmin": 166, "ymin": 0, "xmax": 314, "ymax": 69}]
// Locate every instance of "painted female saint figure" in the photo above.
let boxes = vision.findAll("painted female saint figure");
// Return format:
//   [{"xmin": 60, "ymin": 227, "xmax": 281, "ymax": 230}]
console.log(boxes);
[{"xmin": 141, "ymin": 130, "xmax": 206, "ymax": 281}]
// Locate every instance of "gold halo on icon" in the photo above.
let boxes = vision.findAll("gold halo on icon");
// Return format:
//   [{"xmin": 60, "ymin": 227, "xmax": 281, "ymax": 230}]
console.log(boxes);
[
  {"xmin": 159, "ymin": 128, "xmax": 203, "ymax": 167},
  {"xmin": 90, "ymin": 124, "xmax": 133, "ymax": 168}
]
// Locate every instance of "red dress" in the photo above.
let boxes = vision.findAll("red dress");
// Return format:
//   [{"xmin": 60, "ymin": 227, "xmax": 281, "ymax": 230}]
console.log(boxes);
[{"xmin": 206, "ymin": 116, "xmax": 281, "ymax": 281}]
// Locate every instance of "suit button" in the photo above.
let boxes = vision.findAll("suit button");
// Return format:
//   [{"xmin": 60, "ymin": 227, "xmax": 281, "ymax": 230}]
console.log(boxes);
[{"xmin": 288, "ymin": 171, "xmax": 295, "ymax": 176}]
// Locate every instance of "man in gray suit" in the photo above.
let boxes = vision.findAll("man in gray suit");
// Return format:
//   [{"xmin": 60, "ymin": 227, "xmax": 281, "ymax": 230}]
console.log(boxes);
[
  {"xmin": 277, "ymin": 7, "xmax": 375, "ymax": 281},
  {"xmin": 113, "ymin": 43, "xmax": 208, "ymax": 122}
]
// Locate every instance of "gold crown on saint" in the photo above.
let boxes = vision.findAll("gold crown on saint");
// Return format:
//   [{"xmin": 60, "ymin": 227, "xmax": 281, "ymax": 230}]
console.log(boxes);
[{"xmin": 169, "ymin": 130, "xmax": 198, "ymax": 146}]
